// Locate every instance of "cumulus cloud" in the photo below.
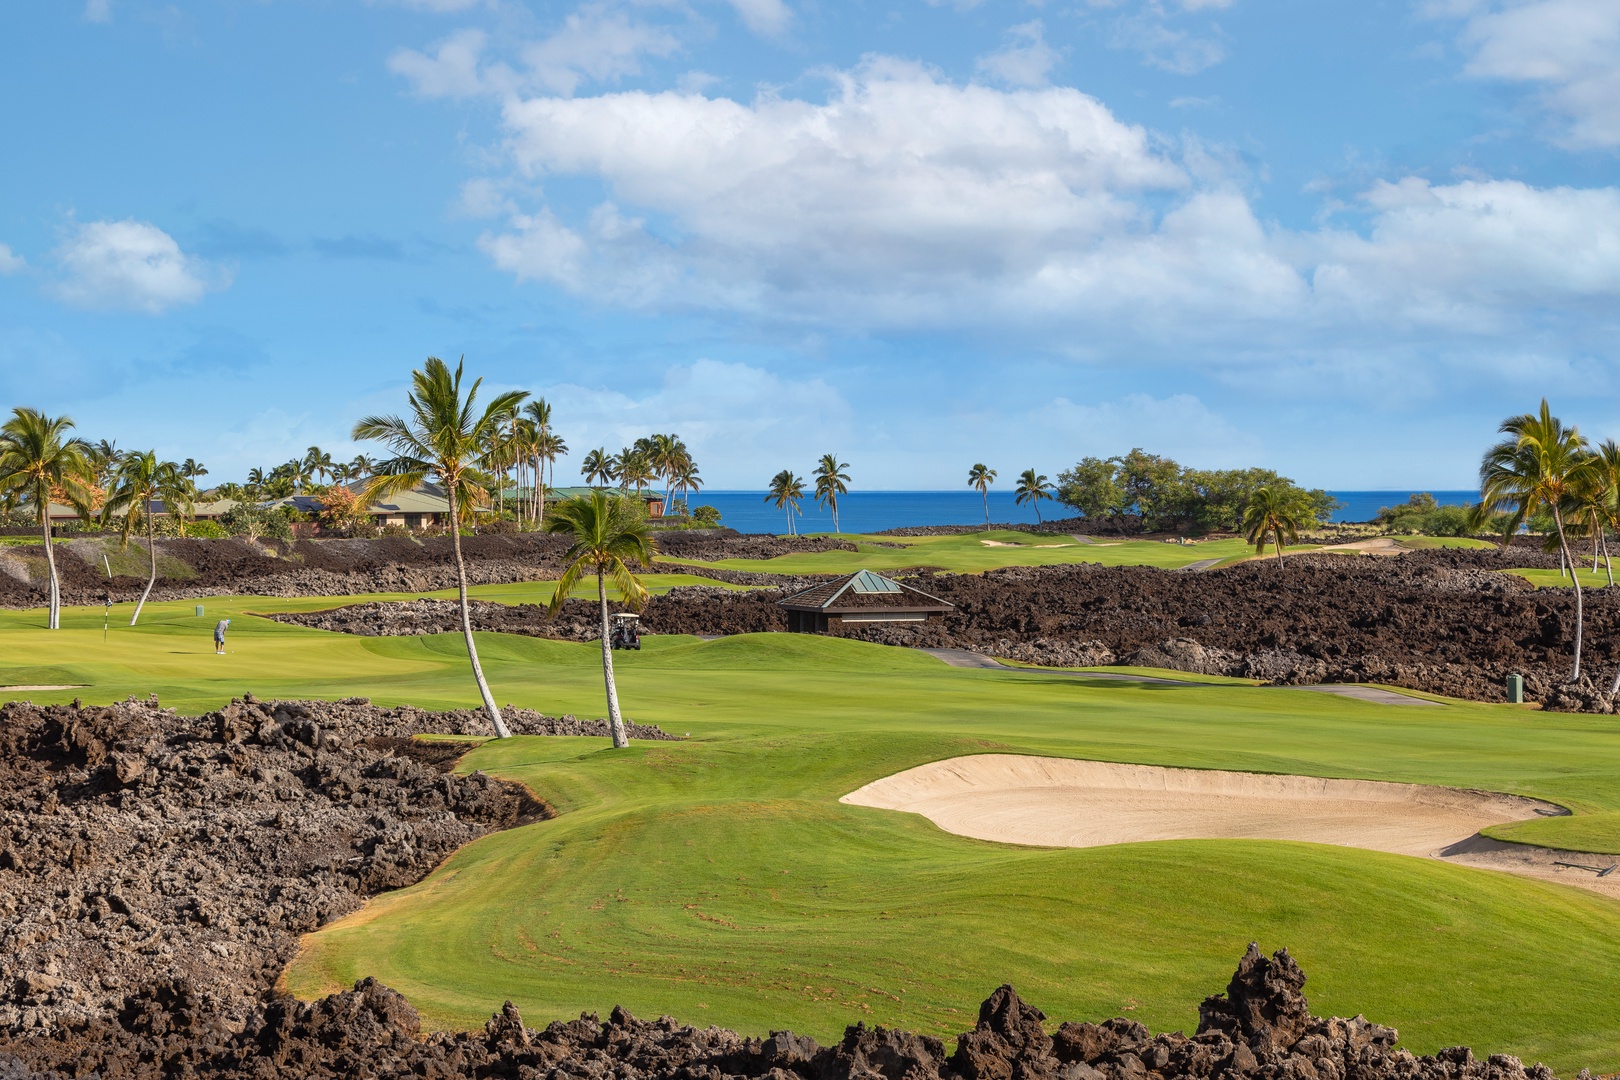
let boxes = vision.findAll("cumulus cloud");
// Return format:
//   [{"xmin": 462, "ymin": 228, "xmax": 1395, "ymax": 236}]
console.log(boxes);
[
  {"xmin": 725, "ymin": 0, "xmax": 792, "ymax": 37},
  {"xmin": 52, "ymin": 220, "xmax": 219, "ymax": 314},
  {"xmin": 1445, "ymin": 0, "xmax": 1620, "ymax": 147},
  {"xmin": 0, "ymin": 244, "xmax": 25, "ymax": 275},
  {"xmin": 460, "ymin": 55, "xmax": 1620, "ymax": 378},
  {"xmin": 976, "ymin": 21, "xmax": 1062, "ymax": 87}
]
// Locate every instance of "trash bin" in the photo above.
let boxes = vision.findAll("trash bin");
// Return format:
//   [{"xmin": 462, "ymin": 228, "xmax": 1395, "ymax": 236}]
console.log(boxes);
[
  {"xmin": 195, "ymin": 605, "xmax": 205, "ymax": 618},
  {"xmin": 1506, "ymin": 673, "xmax": 1523, "ymax": 704}
]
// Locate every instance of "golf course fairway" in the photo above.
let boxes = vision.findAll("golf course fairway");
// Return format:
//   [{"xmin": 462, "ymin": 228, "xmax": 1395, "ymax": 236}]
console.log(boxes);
[{"xmin": 6, "ymin": 598, "xmax": 1620, "ymax": 1071}]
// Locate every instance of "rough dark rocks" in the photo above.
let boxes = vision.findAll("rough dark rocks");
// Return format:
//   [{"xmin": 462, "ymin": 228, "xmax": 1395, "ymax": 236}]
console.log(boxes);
[
  {"xmin": 272, "ymin": 549, "xmax": 1620, "ymax": 711},
  {"xmin": 0, "ymin": 695, "xmax": 669, "ymax": 1038},
  {"xmin": 0, "ymin": 944, "xmax": 1569, "ymax": 1080}
]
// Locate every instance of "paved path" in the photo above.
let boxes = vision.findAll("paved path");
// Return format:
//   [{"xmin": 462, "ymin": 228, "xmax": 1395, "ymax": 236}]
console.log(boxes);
[
  {"xmin": 1287, "ymin": 683, "xmax": 1442, "ymax": 707},
  {"xmin": 1176, "ymin": 557, "xmax": 1224, "ymax": 572},
  {"xmin": 1068, "ymin": 534, "xmax": 1097, "ymax": 545},
  {"xmin": 917, "ymin": 648, "xmax": 1443, "ymax": 704}
]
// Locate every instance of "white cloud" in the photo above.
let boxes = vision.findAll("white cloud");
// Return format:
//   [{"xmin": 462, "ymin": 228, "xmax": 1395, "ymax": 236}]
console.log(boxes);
[
  {"xmin": 1446, "ymin": 0, "xmax": 1620, "ymax": 147},
  {"xmin": 52, "ymin": 220, "xmax": 218, "ymax": 314},
  {"xmin": 545, "ymin": 360, "xmax": 853, "ymax": 486},
  {"xmin": 1030, "ymin": 393, "xmax": 1260, "ymax": 463},
  {"xmin": 0, "ymin": 244, "xmax": 25, "ymax": 275},
  {"xmin": 83, "ymin": 0, "xmax": 111, "ymax": 23},
  {"xmin": 976, "ymin": 20, "xmax": 1062, "ymax": 88},
  {"xmin": 726, "ymin": 0, "xmax": 792, "ymax": 37},
  {"xmin": 391, "ymin": 8, "xmax": 681, "ymax": 99},
  {"xmin": 390, "ymin": 28, "xmax": 497, "ymax": 99},
  {"xmin": 1109, "ymin": 6, "xmax": 1226, "ymax": 74},
  {"xmin": 522, "ymin": 6, "xmax": 681, "ymax": 95},
  {"xmin": 463, "ymin": 55, "xmax": 1620, "ymax": 378}
]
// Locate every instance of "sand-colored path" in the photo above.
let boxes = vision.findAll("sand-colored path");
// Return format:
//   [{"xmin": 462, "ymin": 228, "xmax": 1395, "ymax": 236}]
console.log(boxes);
[{"xmin": 843, "ymin": 754, "xmax": 1620, "ymax": 896}]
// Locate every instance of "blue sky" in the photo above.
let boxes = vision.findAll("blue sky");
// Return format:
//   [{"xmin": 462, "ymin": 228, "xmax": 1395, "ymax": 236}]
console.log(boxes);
[{"xmin": 2, "ymin": 0, "xmax": 1618, "ymax": 490}]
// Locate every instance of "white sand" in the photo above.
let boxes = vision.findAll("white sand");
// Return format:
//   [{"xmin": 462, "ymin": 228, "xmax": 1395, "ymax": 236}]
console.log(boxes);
[
  {"xmin": 0, "ymin": 685, "xmax": 84, "ymax": 691},
  {"xmin": 842, "ymin": 754, "xmax": 1620, "ymax": 895}
]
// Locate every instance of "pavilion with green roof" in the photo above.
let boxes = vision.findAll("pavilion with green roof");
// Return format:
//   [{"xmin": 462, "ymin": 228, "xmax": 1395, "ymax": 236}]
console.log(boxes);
[{"xmin": 777, "ymin": 569, "xmax": 953, "ymax": 634}]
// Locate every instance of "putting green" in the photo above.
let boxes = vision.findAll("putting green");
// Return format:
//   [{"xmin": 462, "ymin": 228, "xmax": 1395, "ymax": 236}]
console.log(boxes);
[{"xmin": 6, "ymin": 599, "xmax": 1620, "ymax": 1070}]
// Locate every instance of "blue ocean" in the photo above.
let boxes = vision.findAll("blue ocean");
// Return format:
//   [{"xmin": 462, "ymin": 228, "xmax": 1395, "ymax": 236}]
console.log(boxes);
[{"xmin": 675, "ymin": 490, "xmax": 1480, "ymax": 534}]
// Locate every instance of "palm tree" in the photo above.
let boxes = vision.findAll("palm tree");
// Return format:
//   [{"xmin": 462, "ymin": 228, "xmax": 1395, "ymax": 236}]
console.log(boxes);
[
  {"xmin": 582, "ymin": 447, "xmax": 615, "ymax": 488},
  {"xmin": 105, "ymin": 451, "xmax": 189, "ymax": 625},
  {"xmin": 523, "ymin": 400, "xmax": 552, "ymax": 524},
  {"xmin": 181, "ymin": 458, "xmax": 208, "ymax": 484},
  {"xmin": 246, "ymin": 467, "xmax": 266, "ymax": 494},
  {"xmin": 545, "ymin": 491, "xmax": 655, "ymax": 749},
  {"xmin": 0, "ymin": 409, "xmax": 94, "ymax": 629},
  {"xmin": 619, "ymin": 448, "xmax": 655, "ymax": 495},
  {"xmin": 303, "ymin": 447, "xmax": 337, "ymax": 487},
  {"xmin": 671, "ymin": 458, "xmax": 702, "ymax": 514},
  {"xmin": 1241, "ymin": 487, "xmax": 1307, "ymax": 568},
  {"xmin": 1592, "ymin": 439, "xmax": 1620, "ymax": 587},
  {"xmin": 1014, "ymin": 468, "xmax": 1054, "ymax": 523},
  {"xmin": 348, "ymin": 455, "xmax": 374, "ymax": 480},
  {"xmin": 967, "ymin": 464, "xmax": 996, "ymax": 531},
  {"xmin": 1480, "ymin": 400, "xmax": 1598, "ymax": 682},
  {"xmin": 354, "ymin": 356, "xmax": 526, "ymax": 738},
  {"xmin": 766, "ymin": 469, "xmax": 805, "ymax": 535},
  {"xmin": 538, "ymin": 430, "xmax": 567, "ymax": 524},
  {"xmin": 813, "ymin": 454, "xmax": 850, "ymax": 533}
]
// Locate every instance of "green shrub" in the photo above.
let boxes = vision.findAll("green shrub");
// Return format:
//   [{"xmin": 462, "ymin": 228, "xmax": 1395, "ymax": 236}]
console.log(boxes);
[{"xmin": 692, "ymin": 504, "xmax": 722, "ymax": 527}]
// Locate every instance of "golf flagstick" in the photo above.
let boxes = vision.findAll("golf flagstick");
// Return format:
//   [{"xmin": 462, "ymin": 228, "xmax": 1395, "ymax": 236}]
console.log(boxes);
[{"xmin": 103, "ymin": 555, "xmax": 113, "ymax": 642}]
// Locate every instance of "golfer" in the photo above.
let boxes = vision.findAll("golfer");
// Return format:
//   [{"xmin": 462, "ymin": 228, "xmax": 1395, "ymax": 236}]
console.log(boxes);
[{"xmin": 213, "ymin": 618, "xmax": 231, "ymax": 655}]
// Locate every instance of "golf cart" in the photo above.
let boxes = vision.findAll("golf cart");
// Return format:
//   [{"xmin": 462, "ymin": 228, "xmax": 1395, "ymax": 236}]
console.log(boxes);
[{"xmin": 609, "ymin": 613, "xmax": 642, "ymax": 651}]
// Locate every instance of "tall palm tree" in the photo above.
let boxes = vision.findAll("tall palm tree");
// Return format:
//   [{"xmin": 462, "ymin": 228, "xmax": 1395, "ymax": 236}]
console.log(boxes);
[
  {"xmin": 538, "ymin": 430, "xmax": 567, "ymax": 525},
  {"xmin": 766, "ymin": 469, "xmax": 805, "ymax": 535},
  {"xmin": 246, "ymin": 467, "xmax": 266, "ymax": 494},
  {"xmin": 1241, "ymin": 487, "xmax": 1306, "ymax": 568},
  {"xmin": 0, "ymin": 409, "xmax": 94, "ymax": 629},
  {"xmin": 967, "ymin": 464, "xmax": 996, "ymax": 531},
  {"xmin": 181, "ymin": 458, "xmax": 208, "ymax": 484},
  {"xmin": 106, "ymin": 451, "xmax": 188, "ymax": 625},
  {"xmin": 348, "ymin": 455, "xmax": 374, "ymax": 480},
  {"xmin": 523, "ymin": 400, "xmax": 552, "ymax": 525},
  {"xmin": 545, "ymin": 491, "xmax": 655, "ymax": 749},
  {"xmin": 813, "ymin": 454, "xmax": 850, "ymax": 534},
  {"xmin": 582, "ymin": 447, "xmax": 615, "ymax": 488},
  {"xmin": 1480, "ymin": 400, "xmax": 1598, "ymax": 682},
  {"xmin": 1014, "ymin": 468, "xmax": 1054, "ymax": 523},
  {"xmin": 354, "ymin": 356, "xmax": 526, "ymax": 738},
  {"xmin": 671, "ymin": 458, "xmax": 702, "ymax": 513},
  {"xmin": 1592, "ymin": 439, "xmax": 1620, "ymax": 587}
]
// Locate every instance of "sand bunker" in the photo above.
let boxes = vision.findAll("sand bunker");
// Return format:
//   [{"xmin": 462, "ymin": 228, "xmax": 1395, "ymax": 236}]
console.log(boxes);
[
  {"xmin": 842, "ymin": 755, "xmax": 1620, "ymax": 895},
  {"xmin": 0, "ymin": 685, "xmax": 84, "ymax": 692}
]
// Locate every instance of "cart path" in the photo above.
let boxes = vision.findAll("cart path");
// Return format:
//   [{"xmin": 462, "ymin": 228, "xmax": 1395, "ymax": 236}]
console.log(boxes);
[{"xmin": 918, "ymin": 648, "xmax": 1441, "ymax": 705}]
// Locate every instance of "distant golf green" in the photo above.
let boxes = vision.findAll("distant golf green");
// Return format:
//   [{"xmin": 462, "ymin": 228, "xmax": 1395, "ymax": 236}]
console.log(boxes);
[
  {"xmin": 663, "ymin": 531, "xmax": 1319, "ymax": 574},
  {"xmin": 4, "ymin": 596, "xmax": 1620, "ymax": 1071},
  {"xmin": 1506, "ymin": 567, "xmax": 1618, "ymax": 589}
]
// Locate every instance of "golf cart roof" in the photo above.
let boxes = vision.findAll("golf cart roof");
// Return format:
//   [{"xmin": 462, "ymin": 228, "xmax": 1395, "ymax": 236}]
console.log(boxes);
[{"xmin": 611, "ymin": 612, "xmax": 640, "ymax": 621}]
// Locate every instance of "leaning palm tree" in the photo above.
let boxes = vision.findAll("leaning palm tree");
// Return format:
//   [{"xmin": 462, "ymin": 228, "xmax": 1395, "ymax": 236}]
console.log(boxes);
[
  {"xmin": 0, "ymin": 409, "xmax": 94, "ymax": 629},
  {"xmin": 545, "ymin": 491, "xmax": 655, "ymax": 749},
  {"xmin": 581, "ymin": 447, "xmax": 615, "ymax": 488},
  {"xmin": 354, "ymin": 356, "xmax": 526, "ymax": 738},
  {"xmin": 813, "ymin": 454, "xmax": 851, "ymax": 534},
  {"xmin": 1241, "ymin": 487, "xmax": 1307, "ymax": 568},
  {"xmin": 1014, "ymin": 468, "xmax": 1054, "ymax": 523},
  {"xmin": 766, "ymin": 469, "xmax": 805, "ymax": 535},
  {"xmin": 671, "ymin": 458, "xmax": 702, "ymax": 513},
  {"xmin": 1480, "ymin": 400, "xmax": 1598, "ymax": 682},
  {"xmin": 967, "ymin": 464, "xmax": 996, "ymax": 531},
  {"xmin": 106, "ymin": 451, "xmax": 189, "ymax": 625}
]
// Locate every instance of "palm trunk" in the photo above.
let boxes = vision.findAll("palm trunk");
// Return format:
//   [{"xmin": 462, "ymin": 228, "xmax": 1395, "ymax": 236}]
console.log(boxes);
[
  {"xmin": 599, "ymin": 569, "xmax": 628, "ymax": 748},
  {"xmin": 450, "ymin": 485, "xmax": 512, "ymax": 738},
  {"xmin": 833, "ymin": 501, "xmax": 839, "ymax": 534},
  {"xmin": 982, "ymin": 490, "xmax": 989, "ymax": 531},
  {"xmin": 1554, "ymin": 509, "xmax": 1584, "ymax": 682},
  {"xmin": 1605, "ymin": 530, "xmax": 1614, "ymax": 587},
  {"xmin": 130, "ymin": 509, "xmax": 157, "ymax": 625},
  {"xmin": 537, "ymin": 456, "xmax": 548, "ymax": 530},
  {"xmin": 1594, "ymin": 531, "xmax": 1601, "ymax": 574},
  {"xmin": 40, "ymin": 504, "xmax": 60, "ymax": 630}
]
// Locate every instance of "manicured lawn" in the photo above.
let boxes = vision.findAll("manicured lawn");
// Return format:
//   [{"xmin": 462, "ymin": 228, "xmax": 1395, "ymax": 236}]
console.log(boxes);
[
  {"xmin": 8, "ymin": 602, "xmax": 1620, "ymax": 1070},
  {"xmin": 664, "ymin": 531, "xmax": 1320, "ymax": 575},
  {"xmin": 1507, "ymin": 567, "xmax": 1619, "ymax": 590}
]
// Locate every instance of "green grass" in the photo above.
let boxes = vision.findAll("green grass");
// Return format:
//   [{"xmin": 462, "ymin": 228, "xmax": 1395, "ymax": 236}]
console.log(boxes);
[
  {"xmin": 665, "ymin": 531, "xmax": 1321, "ymax": 575},
  {"xmin": 9, "ymin": 600, "xmax": 1620, "ymax": 1069},
  {"xmin": 1393, "ymin": 536, "xmax": 1497, "ymax": 551},
  {"xmin": 1506, "ymin": 567, "xmax": 1619, "ymax": 590}
]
